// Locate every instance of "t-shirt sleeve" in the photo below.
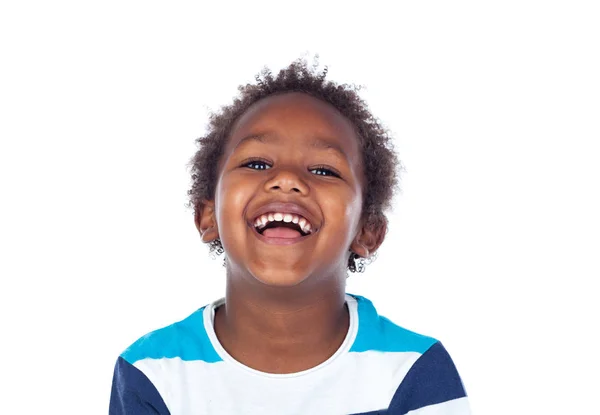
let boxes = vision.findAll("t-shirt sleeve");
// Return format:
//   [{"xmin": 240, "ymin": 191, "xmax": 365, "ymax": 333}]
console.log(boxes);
[
  {"xmin": 387, "ymin": 342, "xmax": 471, "ymax": 415},
  {"xmin": 109, "ymin": 356, "xmax": 171, "ymax": 415}
]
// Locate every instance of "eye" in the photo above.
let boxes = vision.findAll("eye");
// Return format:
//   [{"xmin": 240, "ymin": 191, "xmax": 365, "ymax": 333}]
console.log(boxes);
[
  {"xmin": 310, "ymin": 165, "xmax": 341, "ymax": 178},
  {"xmin": 242, "ymin": 158, "xmax": 272, "ymax": 170},
  {"xmin": 241, "ymin": 159, "xmax": 340, "ymax": 178}
]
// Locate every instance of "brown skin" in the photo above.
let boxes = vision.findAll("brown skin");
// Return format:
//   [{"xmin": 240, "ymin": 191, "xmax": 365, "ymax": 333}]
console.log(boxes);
[{"xmin": 196, "ymin": 92, "xmax": 386, "ymax": 373}]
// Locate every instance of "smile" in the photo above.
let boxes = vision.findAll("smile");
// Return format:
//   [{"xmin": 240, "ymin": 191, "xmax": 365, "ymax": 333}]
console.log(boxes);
[{"xmin": 253, "ymin": 212, "xmax": 312, "ymax": 235}]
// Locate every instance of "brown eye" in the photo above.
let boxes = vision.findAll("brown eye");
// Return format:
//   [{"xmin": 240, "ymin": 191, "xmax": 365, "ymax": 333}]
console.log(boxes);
[
  {"xmin": 242, "ymin": 158, "xmax": 272, "ymax": 170},
  {"xmin": 310, "ymin": 166, "xmax": 340, "ymax": 178}
]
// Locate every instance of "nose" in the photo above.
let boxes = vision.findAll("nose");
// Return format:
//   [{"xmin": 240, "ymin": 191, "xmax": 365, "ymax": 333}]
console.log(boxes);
[{"xmin": 263, "ymin": 166, "xmax": 309, "ymax": 195}]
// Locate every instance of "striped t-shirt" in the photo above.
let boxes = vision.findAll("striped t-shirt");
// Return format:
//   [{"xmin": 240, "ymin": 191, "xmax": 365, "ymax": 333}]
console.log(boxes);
[{"xmin": 110, "ymin": 294, "xmax": 470, "ymax": 414}]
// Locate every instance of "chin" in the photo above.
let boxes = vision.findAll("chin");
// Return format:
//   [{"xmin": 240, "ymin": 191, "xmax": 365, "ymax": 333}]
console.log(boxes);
[{"xmin": 249, "ymin": 263, "xmax": 312, "ymax": 288}]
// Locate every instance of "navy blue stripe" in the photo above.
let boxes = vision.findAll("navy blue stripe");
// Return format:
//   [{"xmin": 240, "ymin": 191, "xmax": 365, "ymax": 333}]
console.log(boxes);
[
  {"xmin": 387, "ymin": 342, "xmax": 467, "ymax": 414},
  {"xmin": 110, "ymin": 356, "xmax": 170, "ymax": 415}
]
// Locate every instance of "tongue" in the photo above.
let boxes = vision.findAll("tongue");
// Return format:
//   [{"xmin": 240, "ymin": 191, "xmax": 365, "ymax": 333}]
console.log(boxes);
[{"xmin": 262, "ymin": 227, "xmax": 302, "ymax": 238}]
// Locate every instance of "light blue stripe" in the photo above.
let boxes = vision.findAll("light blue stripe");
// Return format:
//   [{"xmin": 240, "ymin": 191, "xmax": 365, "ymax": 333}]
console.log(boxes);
[
  {"xmin": 121, "ymin": 306, "xmax": 223, "ymax": 364},
  {"xmin": 348, "ymin": 294, "xmax": 438, "ymax": 354}
]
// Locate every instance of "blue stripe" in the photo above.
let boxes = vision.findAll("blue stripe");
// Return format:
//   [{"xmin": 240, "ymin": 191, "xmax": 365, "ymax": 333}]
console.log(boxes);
[
  {"xmin": 110, "ymin": 356, "xmax": 171, "ymax": 414},
  {"xmin": 388, "ymin": 342, "xmax": 467, "ymax": 414},
  {"xmin": 121, "ymin": 306, "xmax": 222, "ymax": 364},
  {"xmin": 348, "ymin": 295, "xmax": 437, "ymax": 354}
]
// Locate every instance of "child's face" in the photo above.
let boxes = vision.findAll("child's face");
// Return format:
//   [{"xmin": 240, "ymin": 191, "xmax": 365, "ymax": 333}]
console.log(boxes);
[{"xmin": 199, "ymin": 92, "xmax": 374, "ymax": 287}]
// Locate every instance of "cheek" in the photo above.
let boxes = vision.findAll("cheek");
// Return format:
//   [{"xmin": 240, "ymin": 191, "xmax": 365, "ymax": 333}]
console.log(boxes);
[
  {"xmin": 215, "ymin": 175, "xmax": 254, "ymax": 231},
  {"xmin": 321, "ymin": 188, "xmax": 363, "ymax": 234}
]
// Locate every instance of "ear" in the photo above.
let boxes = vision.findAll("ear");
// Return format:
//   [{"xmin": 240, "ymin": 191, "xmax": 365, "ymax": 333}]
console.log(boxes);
[
  {"xmin": 194, "ymin": 199, "xmax": 220, "ymax": 243},
  {"xmin": 349, "ymin": 217, "xmax": 387, "ymax": 258}
]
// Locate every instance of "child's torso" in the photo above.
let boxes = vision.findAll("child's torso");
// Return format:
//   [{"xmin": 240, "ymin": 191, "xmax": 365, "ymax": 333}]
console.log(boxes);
[{"xmin": 114, "ymin": 294, "xmax": 464, "ymax": 415}]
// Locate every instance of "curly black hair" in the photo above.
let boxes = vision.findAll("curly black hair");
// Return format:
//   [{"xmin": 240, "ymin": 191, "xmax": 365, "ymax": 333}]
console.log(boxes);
[{"xmin": 188, "ymin": 58, "xmax": 401, "ymax": 272}]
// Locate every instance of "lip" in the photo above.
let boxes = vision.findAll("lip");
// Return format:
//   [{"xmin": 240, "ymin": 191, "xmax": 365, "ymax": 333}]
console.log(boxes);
[
  {"xmin": 248, "ymin": 201, "xmax": 320, "ymax": 246},
  {"xmin": 250, "ymin": 222, "xmax": 314, "ymax": 245}
]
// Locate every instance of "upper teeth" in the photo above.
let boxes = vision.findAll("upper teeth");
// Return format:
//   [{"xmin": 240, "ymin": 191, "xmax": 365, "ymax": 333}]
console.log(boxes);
[{"xmin": 254, "ymin": 212, "xmax": 313, "ymax": 234}]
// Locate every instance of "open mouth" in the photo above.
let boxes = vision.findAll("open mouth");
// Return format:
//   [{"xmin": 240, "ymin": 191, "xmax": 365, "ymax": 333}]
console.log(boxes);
[{"xmin": 251, "ymin": 212, "xmax": 315, "ymax": 242}]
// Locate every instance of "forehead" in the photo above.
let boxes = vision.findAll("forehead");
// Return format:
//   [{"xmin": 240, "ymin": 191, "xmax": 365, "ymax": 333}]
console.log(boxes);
[{"xmin": 225, "ymin": 92, "xmax": 362, "ymax": 162}]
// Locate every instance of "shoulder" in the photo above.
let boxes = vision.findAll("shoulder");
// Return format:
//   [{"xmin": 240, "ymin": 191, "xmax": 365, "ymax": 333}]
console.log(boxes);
[
  {"xmin": 348, "ymin": 294, "xmax": 438, "ymax": 354},
  {"xmin": 120, "ymin": 304, "xmax": 221, "ymax": 365},
  {"xmin": 346, "ymin": 294, "xmax": 470, "ymax": 414},
  {"xmin": 110, "ymin": 304, "xmax": 223, "ymax": 414}
]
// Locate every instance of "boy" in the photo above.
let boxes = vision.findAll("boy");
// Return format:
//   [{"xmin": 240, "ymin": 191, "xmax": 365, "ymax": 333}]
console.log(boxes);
[{"xmin": 110, "ymin": 59, "xmax": 470, "ymax": 414}]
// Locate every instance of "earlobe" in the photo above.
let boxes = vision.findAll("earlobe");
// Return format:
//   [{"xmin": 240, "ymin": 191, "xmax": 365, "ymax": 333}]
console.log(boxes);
[
  {"xmin": 350, "ymin": 234, "xmax": 371, "ymax": 259},
  {"xmin": 194, "ymin": 199, "xmax": 219, "ymax": 243},
  {"xmin": 350, "ymin": 218, "xmax": 387, "ymax": 259}
]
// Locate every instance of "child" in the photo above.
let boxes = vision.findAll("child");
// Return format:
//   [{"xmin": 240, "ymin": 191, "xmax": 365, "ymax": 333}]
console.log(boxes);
[{"xmin": 110, "ymin": 59, "xmax": 471, "ymax": 414}]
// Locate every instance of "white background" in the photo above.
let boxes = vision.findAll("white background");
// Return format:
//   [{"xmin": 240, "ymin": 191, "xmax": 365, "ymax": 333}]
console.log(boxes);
[{"xmin": 1, "ymin": 1, "xmax": 599, "ymax": 414}]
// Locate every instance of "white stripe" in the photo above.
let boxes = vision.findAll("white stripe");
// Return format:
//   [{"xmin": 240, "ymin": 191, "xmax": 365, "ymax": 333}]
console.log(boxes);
[
  {"xmin": 406, "ymin": 397, "xmax": 471, "ymax": 415},
  {"xmin": 134, "ymin": 350, "xmax": 422, "ymax": 415}
]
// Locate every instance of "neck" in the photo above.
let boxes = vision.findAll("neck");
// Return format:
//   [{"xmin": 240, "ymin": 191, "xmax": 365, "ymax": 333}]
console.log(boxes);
[{"xmin": 214, "ymin": 270, "xmax": 349, "ymax": 374}]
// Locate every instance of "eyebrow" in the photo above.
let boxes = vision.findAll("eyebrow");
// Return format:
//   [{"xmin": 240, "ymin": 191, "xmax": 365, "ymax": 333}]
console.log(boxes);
[{"xmin": 235, "ymin": 134, "xmax": 348, "ymax": 159}]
